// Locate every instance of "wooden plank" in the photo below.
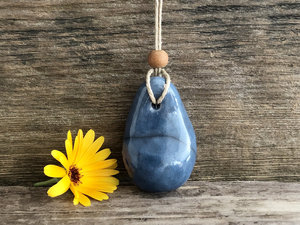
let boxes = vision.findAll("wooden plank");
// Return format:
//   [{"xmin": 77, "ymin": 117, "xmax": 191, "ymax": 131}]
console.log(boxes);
[
  {"xmin": 0, "ymin": 0, "xmax": 300, "ymax": 185},
  {"xmin": 1, "ymin": 181, "xmax": 300, "ymax": 224}
]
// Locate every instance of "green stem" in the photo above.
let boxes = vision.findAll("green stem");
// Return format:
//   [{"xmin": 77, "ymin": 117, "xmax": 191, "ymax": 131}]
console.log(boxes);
[{"xmin": 34, "ymin": 178, "xmax": 60, "ymax": 187}]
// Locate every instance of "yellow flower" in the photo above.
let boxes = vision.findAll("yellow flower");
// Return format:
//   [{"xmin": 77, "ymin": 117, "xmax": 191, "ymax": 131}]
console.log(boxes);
[{"xmin": 44, "ymin": 129, "xmax": 119, "ymax": 206}]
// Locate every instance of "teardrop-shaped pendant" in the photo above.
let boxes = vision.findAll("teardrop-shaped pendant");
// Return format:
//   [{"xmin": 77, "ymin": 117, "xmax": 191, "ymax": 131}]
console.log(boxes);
[{"xmin": 122, "ymin": 76, "xmax": 197, "ymax": 192}]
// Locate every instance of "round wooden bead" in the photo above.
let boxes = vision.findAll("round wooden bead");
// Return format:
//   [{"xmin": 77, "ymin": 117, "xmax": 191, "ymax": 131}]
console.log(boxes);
[{"xmin": 148, "ymin": 50, "xmax": 168, "ymax": 68}]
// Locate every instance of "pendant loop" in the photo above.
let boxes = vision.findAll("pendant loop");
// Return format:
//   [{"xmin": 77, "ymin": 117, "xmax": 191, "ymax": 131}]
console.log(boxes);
[{"xmin": 146, "ymin": 68, "xmax": 170, "ymax": 105}]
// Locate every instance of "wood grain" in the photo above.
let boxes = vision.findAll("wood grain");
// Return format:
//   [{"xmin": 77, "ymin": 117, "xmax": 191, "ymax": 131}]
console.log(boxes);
[
  {"xmin": 0, "ymin": 0, "xmax": 300, "ymax": 186},
  {"xmin": 2, "ymin": 181, "xmax": 300, "ymax": 224}
]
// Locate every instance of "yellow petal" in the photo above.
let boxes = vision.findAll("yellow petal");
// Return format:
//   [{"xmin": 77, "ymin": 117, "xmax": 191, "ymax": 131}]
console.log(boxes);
[
  {"xmin": 72, "ymin": 129, "xmax": 83, "ymax": 163},
  {"xmin": 83, "ymin": 159, "xmax": 117, "ymax": 172},
  {"xmin": 67, "ymin": 130, "xmax": 73, "ymax": 147},
  {"xmin": 78, "ymin": 182, "xmax": 117, "ymax": 193},
  {"xmin": 47, "ymin": 175, "xmax": 70, "ymax": 198},
  {"xmin": 44, "ymin": 165, "xmax": 66, "ymax": 178},
  {"xmin": 73, "ymin": 198, "xmax": 79, "ymax": 205},
  {"xmin": 76, "ymin": 136, "xmax": 105, "ymax": 167},
  {"xmin": 51, "ymin": 150, "xmax": 69, "ymax": 169},
  {"xmin": 70, "ymin": 183, "xmax": 79, "ymax": 198},
  {"xmin": 95, "ymin": 176, "xmax": 119, "ymax": 186},
  {"xmin": 82, "ymin": 169, "xmax": 119, "ymax": 177},
  {"xmin": 76, "ymin": 186, "xmax": 109, "ymax": 201},
  {"xmin": 106, "ymin": 162, "xmax": 118, "ymax": 169},
  {"xmin": 81, "ymin": 176, "xmax": 119, "ymax": 186},
  {"xmin": 78, "ymin": 192, "xmax": 91, "ymax": 207},
  {"xmin": 65, "ymin": 139, "xmax": 72, "ymax": 160},
  {"xmin": 86, "ymin": 191, "xmax": 109, "ymax": 201},
  {"xmin": 82, "ymin": 129, "xmax": 95, "ymax": 151},
  {"xmin": 78, "ymin": 129, "xmax": 83, "ymax": 144},
  {"xmin": 76, "ymin": 129, "xmax": 95, "ymax": 162},
  {"xmin": 97, "ymin": 186, "xmax": 117, "ymax": 193},
  {"xmin": 69, "ymin": 135, "xmax": 79, "ymax": 163},
  {"xmin": 94, "ymin": 148, "xmax": 111, "ymax": 161},
  {"xmin": 90, "ymin": 186, "xmax": 117, "ymax": 193},
  {"xmin": 70, "ymin": 183, "xmax": 79, "ymax": 205},
  {"xmin": 89, "ymin": 136, "xmax": 105, "ymax": 155}
]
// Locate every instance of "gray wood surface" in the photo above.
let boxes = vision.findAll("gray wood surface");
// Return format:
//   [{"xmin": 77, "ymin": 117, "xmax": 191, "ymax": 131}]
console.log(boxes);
[{"xmin": 2, "ymin": 181, "xmax": 300, "ymax": 225}]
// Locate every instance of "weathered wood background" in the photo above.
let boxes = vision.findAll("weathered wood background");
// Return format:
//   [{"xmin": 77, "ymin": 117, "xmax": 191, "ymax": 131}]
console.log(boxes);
[
  {"xmin": 1, "ymin": 0, "xmax": 299, "ymax": 185},
  {"xmin": 0, "ymin": 0, "xmax": 300, "ymax": 223},
  {"xmin": 2, "ymin": 181, "xmax": 300, "ymax": 224}
]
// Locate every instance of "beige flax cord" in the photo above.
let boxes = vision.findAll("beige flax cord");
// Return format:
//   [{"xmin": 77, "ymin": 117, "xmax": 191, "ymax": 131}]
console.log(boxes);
[{"xmin": 146, "ymin": 0, "xmax": 171, "ymax": 105}]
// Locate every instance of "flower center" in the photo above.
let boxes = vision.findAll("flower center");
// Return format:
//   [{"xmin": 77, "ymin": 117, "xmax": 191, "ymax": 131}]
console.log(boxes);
[{"xmin": 68, "ymin": 165, "xmax": 82, "ymax": 185}]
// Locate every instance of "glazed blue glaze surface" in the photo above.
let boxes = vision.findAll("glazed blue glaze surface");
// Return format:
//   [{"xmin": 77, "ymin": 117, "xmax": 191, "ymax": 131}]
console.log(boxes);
[{"xmin": 122, "ymin": 77, "xmax": 197, "ymax": 192}]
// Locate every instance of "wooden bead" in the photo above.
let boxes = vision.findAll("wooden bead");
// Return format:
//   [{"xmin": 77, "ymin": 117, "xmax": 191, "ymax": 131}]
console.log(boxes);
[{"xmin": 148, "ymin": 50, "xmax": 168, "ymax": 68}]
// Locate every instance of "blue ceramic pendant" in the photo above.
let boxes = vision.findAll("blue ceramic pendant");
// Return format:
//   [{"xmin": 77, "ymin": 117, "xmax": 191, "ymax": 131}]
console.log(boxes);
[{"xmin": 122, "ymin": 76, "xmax": 197, "ymax": 192}]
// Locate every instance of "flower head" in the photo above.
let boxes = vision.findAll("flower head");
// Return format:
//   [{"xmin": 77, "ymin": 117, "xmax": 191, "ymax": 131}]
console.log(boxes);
[{"xmin": 44, "ymin": 129, "xmax": 119, "ymax": 206}]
